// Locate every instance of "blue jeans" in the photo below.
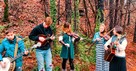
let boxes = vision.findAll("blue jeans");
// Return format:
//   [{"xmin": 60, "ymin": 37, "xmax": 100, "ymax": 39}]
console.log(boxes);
[{"xmin": 36, "ymin": 48, "xmax": 52, "ymax": 71}]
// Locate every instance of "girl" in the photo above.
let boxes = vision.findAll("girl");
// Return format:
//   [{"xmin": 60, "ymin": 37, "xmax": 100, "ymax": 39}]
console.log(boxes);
[
  {"xmin": 59, "ymin": 22, "xmax": 80, "ymax": 71},
  {"xmin": 104, "ymin": 25, "xmax": 127, "ymax": 71},
  {"xmin": 92, "ymin": 24, "xmax": 110, "ymax": 71}
]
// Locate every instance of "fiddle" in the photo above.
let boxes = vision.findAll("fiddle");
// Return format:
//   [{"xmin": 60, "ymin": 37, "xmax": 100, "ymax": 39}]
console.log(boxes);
[{"xmin": 100, "ymin": 32, "xmax": 110, "ymax": 40}]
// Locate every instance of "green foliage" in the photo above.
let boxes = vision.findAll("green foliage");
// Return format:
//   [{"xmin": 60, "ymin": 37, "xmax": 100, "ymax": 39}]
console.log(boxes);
[
  {"xmin": 0, "ymin": 25, "xmax": 5, "ymax": 33},
  {"xmin": 78, "ymin": 41, "xmax": 96, "ymax": 63},
  {"xmin": 95, "ymin": 9, "xmax": 101, "ymax": 32},
  {"xmin": 53, "ymin": 66, "xmax": 61, "ymax": 71}
]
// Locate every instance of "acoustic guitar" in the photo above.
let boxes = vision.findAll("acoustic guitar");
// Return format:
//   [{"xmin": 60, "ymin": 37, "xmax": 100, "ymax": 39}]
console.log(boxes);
[{"xmin": 104, "ymin": 34, "xmax": 126, "ymax": 62}]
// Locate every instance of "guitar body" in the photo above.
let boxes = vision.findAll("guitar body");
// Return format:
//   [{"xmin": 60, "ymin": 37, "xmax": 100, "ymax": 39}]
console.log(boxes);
[
  {"xmin": 0, "ymin": 57, "xmax": 15, "ymax": 71},
  {"xmin": 38, "ymin": 34, "xmax": 53, "ymax": 46},
  {"xmin": 104, "ymin": 47, "xmax": 116, "ymax": 62}
]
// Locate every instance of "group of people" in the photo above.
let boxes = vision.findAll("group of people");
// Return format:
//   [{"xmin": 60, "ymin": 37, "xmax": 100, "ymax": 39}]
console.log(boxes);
[
  {"xmin": 0, "ymin": 16, "xmax": 127, "ymax": 71},
  {"xmin": 93, "ymin": 24, "xmax": 127, "ymax": 71}
]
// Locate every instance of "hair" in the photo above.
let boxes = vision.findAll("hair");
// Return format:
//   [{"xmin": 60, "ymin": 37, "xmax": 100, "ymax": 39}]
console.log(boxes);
[
  {"xmin": 45, "ymin": 17, "xmax": 53, "ymax": 26},
  {"xmin": 5, "ymin": 28, "xmax": 15, "ymax": 35},
  {"xmin": 114, "ymin": 25, "xmax": 123, "ymax": 34},
  {"xmin": 62, "ymin": 22, "xmax": 72, "ymax": 33}
]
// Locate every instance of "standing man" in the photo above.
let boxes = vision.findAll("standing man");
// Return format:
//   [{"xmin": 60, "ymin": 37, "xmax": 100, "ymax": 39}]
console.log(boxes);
[
  {"xmin": 29, "ymin": 17, "xmax": 55, "ymax": 71},
  {"xmin": 0, "ymin": 29, "xmax": 28, "ymax": 71}
]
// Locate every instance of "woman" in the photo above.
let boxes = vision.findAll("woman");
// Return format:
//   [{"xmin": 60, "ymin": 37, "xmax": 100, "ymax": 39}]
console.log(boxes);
[
  {"xmin": 104, "ymin": 25, "xmax": 127, "ymax": 71},
  {"xmin": 59, "ymin": 22, "xmax": 80, "ymax": 71},
  {"xmin": 92, "ymin": 24, "xmax": 110, "ymax": 71}
]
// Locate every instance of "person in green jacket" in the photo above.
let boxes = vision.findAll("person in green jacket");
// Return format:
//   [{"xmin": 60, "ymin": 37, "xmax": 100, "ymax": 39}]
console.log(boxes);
[{"xmin": 59, "ymin": 22, "xmax": 80, "ymax": 71}]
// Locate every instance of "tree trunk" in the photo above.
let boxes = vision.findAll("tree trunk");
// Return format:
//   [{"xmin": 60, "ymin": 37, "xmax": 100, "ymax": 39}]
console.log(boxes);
[
  {"xmin": 43, "ymin": 0, "xmax": 50, "ymax": 17},
  {"xmin": 83, "ymin": 0, "xmax": 92, "ymax": 36},
  {"xmin": 133, "ymin": 20, "xmax": 136, "ymax": 43},
  {"xmin": 98, "ymin": 0, "xmax": 104, "ymax": 22},
  {"xmin": 57, "ymin": 0, "xmax": 60, "ymax": 25},
  {"xmin": 74, "ymin": 0, "xmax": 77, "ymax": 32},
  {"xmin": 65, "ymin": 0, "xmax": 72, "ymax": 23},
  {"xmin": 3, "ymin": 0, "xmax": 9, "ymax": 22},
  {"xmin": 109, "ymin": 0, "xmax": 114, "ymax": 36}
]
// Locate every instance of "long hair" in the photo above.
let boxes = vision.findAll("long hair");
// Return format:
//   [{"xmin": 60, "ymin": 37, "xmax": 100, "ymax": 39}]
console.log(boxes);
[{"xmin": 62, "ymin": 22, "xmax": 72, "ymax": 33}]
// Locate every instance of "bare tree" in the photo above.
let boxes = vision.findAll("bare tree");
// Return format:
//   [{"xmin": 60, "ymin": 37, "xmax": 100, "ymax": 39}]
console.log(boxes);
[
  {"xmin": 133, "ymin": 20, "xmax": 136, "ymax": 43},
  {"xmin": 65, "ymin": 0, "xmax": 72, "ymax": 23},
  {"xmin": 57, "ymin": 0, "xmax": 60, "ymax": 25}
]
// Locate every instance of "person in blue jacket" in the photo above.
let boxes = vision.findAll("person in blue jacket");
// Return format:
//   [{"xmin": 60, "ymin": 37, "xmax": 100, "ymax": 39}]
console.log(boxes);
[
  {"xmin": 0, "ymin": 29, "xmax": 28, "ymax": 71},
  {"xmin": 92, "ymin": 24, "xmax": 110, "ymax": 71}
]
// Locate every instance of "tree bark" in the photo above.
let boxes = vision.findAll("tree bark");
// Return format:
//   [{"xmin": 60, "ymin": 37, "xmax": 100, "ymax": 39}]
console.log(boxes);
[
  {"xmin": 83, "ymin": 0, "xmax": 92, "ymax": 36},
  {"xmin": 133, "ymin": 20, "xmax": 136, "ymax": 43},
  {"xmin": 109, "ymin": 0, "xmax": 115, "ymax": 36},
  {"xmin": 57, "ymin": 0, "xmax": 60, "ymax": 25},
  {"xmin": 65, "ymin": 0, "xmax": 72, "ymax": 23}
]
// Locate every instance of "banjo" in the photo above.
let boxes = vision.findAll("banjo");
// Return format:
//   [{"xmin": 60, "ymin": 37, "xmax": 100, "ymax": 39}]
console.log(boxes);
[{"xmin": 0, "ymin": 42, "xmax": 41, "ymax": 71}]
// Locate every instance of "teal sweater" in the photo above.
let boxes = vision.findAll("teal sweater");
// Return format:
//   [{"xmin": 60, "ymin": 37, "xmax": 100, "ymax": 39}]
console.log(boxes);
[
  {"xmin": 29, "ymin": 23, "xmax": 53, "ymax": 50},
  {"xmin": 60, "ymin": 33, "xmax": 74, "ymax": 59}
]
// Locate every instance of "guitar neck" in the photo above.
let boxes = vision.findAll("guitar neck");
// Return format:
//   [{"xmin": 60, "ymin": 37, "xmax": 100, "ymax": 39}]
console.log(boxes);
[{"xmin": 11, "ymin": 52, "xmax": 24, "ymax": 63}]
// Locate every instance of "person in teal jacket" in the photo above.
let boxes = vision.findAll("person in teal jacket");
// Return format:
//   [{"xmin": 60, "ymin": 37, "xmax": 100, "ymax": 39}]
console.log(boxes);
[
  {"xmin": 59, "ymin": 22, "xmax": 80, "ymax": 71},
  {"xmin": 0, "ymin": 29, "xmax": 28, "ymax": 71}
]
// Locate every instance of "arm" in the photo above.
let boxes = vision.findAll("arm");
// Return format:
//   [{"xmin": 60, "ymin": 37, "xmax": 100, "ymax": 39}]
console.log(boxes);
[
  {"xmin": 116, "ymin": 39, "xmax": 127, "ymax": 51},
  {"xmin": 29, "ymin": 27, "xmax": 39, "ymax": 41},
  {"xmin": 0, "ymin": 43, "xmax": 5, "ymax": 61},
  {"xmin": 59, "ymin": 36, "xmax": 69, "ymax": 47},
  {"xmin": 92, "ymin": 32, "xmax": 100, "ymax": 42}
]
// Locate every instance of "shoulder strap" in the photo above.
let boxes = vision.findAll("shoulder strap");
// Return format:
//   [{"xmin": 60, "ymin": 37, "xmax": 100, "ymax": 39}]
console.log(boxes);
[{"xmin": 14, "ymin": 36, "xmax": 22, "ymax": 57}]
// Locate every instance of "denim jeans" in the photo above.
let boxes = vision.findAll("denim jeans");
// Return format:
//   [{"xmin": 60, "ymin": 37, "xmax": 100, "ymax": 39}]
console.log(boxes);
[{"xmin": 36, "ymin": 48, "xmax": 52, "ymax": 71}]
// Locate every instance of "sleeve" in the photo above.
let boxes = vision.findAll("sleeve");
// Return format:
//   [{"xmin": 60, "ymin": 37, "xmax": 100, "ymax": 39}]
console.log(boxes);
[
  {"xmin": 18, "ymin": 39, "xmax": 25, "ymax": 53},
  {"xmin": 29, "ymin": 27, "xmax": 39, "ymax": 41},
  {"xmin": 117, "ymin": 39, "xmax": 127, "ymax": 51},
  {"xmin": 59, "ymin": 36, "xmax": 63, "ymax": 41},
  {"xmin": 92, "ymin": 32, "xmax": 99, "ymax": 42},
  {"xmin": 0, "ymin": 43, "xmax": 5, "ymax": 61}
]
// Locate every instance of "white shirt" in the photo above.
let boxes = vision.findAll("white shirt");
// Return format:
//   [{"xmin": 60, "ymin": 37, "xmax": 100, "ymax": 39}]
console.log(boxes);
[{"xmin": 104, "ymin": 37, "xmax": 127, "ymax": 57}]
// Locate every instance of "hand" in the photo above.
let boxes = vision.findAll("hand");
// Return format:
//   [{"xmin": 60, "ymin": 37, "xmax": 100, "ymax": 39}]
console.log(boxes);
[
  {"xmin": 114, "ymin": 41, "xmax": 119, "ymax": 45},
  {"xmin": 24, "ymin": 50, "xmax": 29, "ymax": 55},
  {"xmin": 0, "ymin": 61, "xmax": 6, "ymax": 68},
  {"xmin": 96, "ymin": 38, "xmax": 101, "ymax": 41},
  {"xmin": 39, "ymin": 37, "xmax": 45, "ymax": 42},
  {"xmin": 104, "ymin": 46, "xmax": 108, "ymax": 50},
  {"xmin": 50, "ymin": 35, "xmax": 55, "ymax": 40},
  {"xmin": 65, "ymin": 43, "xmax": 70, "ymax": 48}
]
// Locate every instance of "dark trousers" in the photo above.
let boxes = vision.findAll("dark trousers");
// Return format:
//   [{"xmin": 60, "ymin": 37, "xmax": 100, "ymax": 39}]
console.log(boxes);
[
  {"xmin": 62, "ymin": 58, "xmax": 74, "ymax": 70},
  {"xmin": 110, "ymin": 56, "xmax": 127, "ymax": 71}
]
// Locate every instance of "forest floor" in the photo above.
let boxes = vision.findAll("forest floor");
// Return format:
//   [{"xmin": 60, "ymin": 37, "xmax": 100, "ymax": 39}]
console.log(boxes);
[{"xmin": 0, "ymin": 20, "xmax": 136, "ymax": 71}]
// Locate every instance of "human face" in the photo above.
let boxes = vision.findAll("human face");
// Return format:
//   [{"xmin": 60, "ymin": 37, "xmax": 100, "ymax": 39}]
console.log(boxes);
[
  {"xmin": 6, "ymin": 32, "xmax": 15, "ymax": 40},
  {"xmin": 113, "ymin": 28, "xmax": 117, "ymax": 35},
  {"xmin": 99, "ymin": 26, "xmax": 105, "ymax": 33},
  {"xmin": 43, "ymin": 23, "xmax": 49, "ymax": 28}
]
